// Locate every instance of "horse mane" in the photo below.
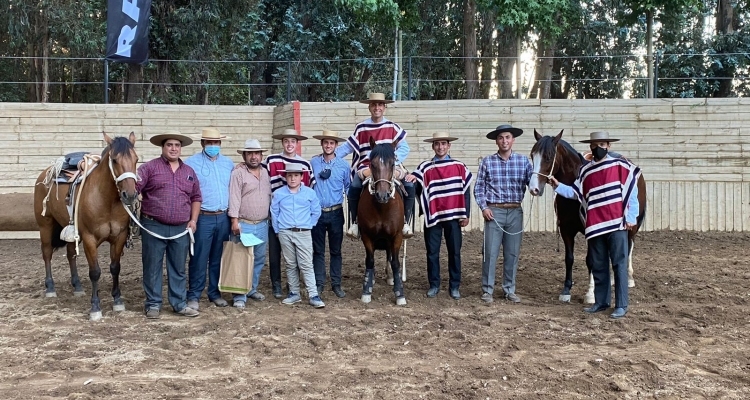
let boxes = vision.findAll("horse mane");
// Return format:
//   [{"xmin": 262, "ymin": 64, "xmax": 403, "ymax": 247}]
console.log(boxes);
[
  {"xmin": 535, "ymin": 136, "xmax": 583, "ymax": 163},
  {"xmin": 102, "ymin": 136, "xmax": 134, "ymax": 158},
  {"xmin": 369, "ymin": 142, "xmax": 396, "ymax": 164}
]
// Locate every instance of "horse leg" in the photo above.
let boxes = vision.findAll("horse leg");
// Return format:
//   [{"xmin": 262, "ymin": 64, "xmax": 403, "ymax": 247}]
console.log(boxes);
[
  {"xmin": 66, "ymin": 242, "xmax": 85, "ymax": 296},
  {"xmin": 558, "ymin": 232, "xmax": 575, "ymax": 303},
  {"xmin": 81, "ymin": 236, "xmax": 103, "ymax": 321},
  {"xmin": 361, "ymin": 240, "xmax": 376, "ymax": 304},
  {"xmin": 389, "ymin": 248, "xmax": 406, "ymax": 306},
  {"xmin": 584, "ymin": 246, "xmax": 595, "ymax": 304},
  {"xmin": 40, "ymin": 235, "xmax": 57, "ymax": 298},
  {"xmin": 627, "ymin": 237, "xmax": 636, "ymax": 288},
  {"xmin": 110, "ymin": 238, "xmax": 126, "ymax": 312},
  {"xmin": 386, "ymin": 254, "xmax": 394, "ymax": 286}
]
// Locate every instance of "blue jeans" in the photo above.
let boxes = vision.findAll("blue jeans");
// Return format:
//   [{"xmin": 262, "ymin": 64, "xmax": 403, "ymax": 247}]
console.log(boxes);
[
  {"xmin": 188, "ymin": 212, "xmax": 230, "ymax": 302},
  {"xmin": 588, "ymin": 229, "xmax": 629, "ymax": 309},
  {"xmin": 233, "ymin": 220, "xmax": 269, "ymax": 303},
  {"xmin": 425, "ymin": 219, "xmax": 462, "ymax": 291},
  {"xmin": 312, "ymin": 208, "xmax": 344, "ymax": 288},
  {"xmin": 482, "ymin": 207, "xmax": 524, "ymax": 295},
  {"xmin": 141, "ymin": 217, "xmax": 190, "ymax": 312}
]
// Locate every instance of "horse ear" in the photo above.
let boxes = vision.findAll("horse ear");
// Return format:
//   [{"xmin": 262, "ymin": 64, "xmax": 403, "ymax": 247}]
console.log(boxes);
[
  {"xmin": 534, "ymin": 129, "xmax": 542, "ymax": 142},
  {"xmin": 369, "ymin": 136, "xmax": 376, "ymax": 149},
  {"xmin": 128, "ymin": 131, "xmax": 136, "ymax": 144},
  {"xmin": 553, "ymin": 129, "xmax": 564, "ymax": 143},
  {"xmin": 392, "ymin": 139, "xmax": 399, "ymax": 149},
  {"xmin": 102, "ymin": 131, "xmax": 113, "ymax": 145}
]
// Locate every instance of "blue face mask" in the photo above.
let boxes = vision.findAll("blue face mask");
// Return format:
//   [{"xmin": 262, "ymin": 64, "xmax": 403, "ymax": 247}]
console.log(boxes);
[{"xmin": 204, "ymin": 145, "xmax": 220, "ymax": 158}]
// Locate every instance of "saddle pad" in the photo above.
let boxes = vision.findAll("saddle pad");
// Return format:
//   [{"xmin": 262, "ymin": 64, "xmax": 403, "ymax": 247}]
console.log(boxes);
[{"xmin": 62, "ymin": 152, "xmax": 89, "ymax": 171}]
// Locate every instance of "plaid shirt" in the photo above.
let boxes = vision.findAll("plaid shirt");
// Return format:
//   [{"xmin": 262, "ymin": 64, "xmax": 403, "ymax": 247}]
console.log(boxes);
[
  {"xmin": 474, "ymin": 152, "xmax": 532, "ymax": 210},
  {"xmin": 137, "ymin": 156, "xmax": 202, "ymax": 225}
]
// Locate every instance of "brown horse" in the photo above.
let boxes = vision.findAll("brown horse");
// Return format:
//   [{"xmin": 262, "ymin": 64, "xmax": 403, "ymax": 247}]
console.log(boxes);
[
  {"xmin": 33, "ymin": 133, "xmax": 139, "ymax": 321},
  {"xmin": 528, "ymin": 129, "xmax": 647, "ymax": 303},
  {"xmin": 358, "ymin": 137, "xmax": 406, "ymax": 306}
]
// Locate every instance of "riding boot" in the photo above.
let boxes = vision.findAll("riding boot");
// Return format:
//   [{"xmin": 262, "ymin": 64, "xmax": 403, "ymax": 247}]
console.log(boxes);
[
  {"xmin": 346, "ymin": 189, "xmax": 360, "ymax": 239},
  {"xmin": 402, "ymin": 183, "xmax": 415, "ymax": 238}
]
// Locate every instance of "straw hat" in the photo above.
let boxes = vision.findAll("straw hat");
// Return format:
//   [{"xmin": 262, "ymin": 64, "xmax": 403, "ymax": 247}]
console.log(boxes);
[
  {"xmin": 278, "ymin": 162, "xmax": 309, "ymax": 174},
  {"xmin": 423, "ymin": 132, "xmax": 458, "ymax": 143},
  {"xmin": 272, "ymin": 128, "xmax": 308, "ymax": 141},
  {"xmin": 359, "ymin": 92, "xmax": 394, "ymax": 104},
  {"xmin": 486, "ymin": 124, "xmax": 523, "ymax": 140},
  {"xmin": 149, "ymin": 131, "xmax": 194, "ymax": 147},
  {"xmin": 580, "ymin": 131, "xmax": 620, "ymax": 143},
  {"xmin": 312, "ymin": 130, "xmax": 346, "ymax": 142},
  {"xmin": 236, "ymin": 139, "xmax": 268, "ymax": 154},
  {"xmin": 200, "ymin": 127, "xmax": 228, "ymax": 140}
]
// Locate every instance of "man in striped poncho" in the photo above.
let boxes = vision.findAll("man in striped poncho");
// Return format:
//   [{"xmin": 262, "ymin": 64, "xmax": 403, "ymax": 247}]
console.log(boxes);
[
  {"xmin": 405, "ymin": 132, "xmax": 472, "ymax": 300},
  {"xmin": 550, "ymin": 131, "xmax": 640, "ymax": 320},
  {"xmin": 265, "ymin": 129, "xmax": 315, "ymax": 299}
]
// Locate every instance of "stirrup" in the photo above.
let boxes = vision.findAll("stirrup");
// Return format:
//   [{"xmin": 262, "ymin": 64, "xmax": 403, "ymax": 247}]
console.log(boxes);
[
  {"xmin": 346, "ymin": 223, "xmax": 360, "ymax": 239},
  {"xmin": 402, "ymin": 223, "xmax": 413, "ymax": 238}
]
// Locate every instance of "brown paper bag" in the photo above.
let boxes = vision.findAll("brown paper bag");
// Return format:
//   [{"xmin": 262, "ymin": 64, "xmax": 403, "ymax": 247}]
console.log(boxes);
[{"xmin": 218, "ymin": 238, "xmax": 254, "ymax": 294}]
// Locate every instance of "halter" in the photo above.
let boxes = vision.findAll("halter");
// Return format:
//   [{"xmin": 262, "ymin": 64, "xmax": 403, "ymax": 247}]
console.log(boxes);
[
  {"xmin": 365, "ymin": 177, "xmax": 396, "ymax": 200},
  {"xmin": 533, "ymin": 149, "xmax": 557, "ymax": 181},
  {"xmin": 108, "ymin": 153, "xmax": 139, "ymax": 183}
]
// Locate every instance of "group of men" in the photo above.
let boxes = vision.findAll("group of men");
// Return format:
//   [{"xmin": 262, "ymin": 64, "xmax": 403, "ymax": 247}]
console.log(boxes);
[{"xmin": 136, "ymin": 92, "xmax": 639, "ymax": 321}]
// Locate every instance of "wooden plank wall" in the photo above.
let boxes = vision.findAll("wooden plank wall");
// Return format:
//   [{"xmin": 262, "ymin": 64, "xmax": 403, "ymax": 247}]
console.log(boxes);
[{"xmin": 2, "ymin": 99, "xmax": 749, "ymax": 231}]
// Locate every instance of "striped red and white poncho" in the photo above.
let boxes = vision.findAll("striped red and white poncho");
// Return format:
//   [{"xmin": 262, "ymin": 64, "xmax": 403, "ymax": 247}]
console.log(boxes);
[
  {"xmin": 411, "ymin": 158, "xmax": 473, "ymax": 228},
  {"xmin": 264, "ymin": 154, "xmax": 315, "ymax": 192},
  {"xmin": 573, "ymin": 157, "xmax": 641, "ymax": 239},
  {"xmin": 346, "ymin": 118, "xmax": 407, "ymax": 172}
]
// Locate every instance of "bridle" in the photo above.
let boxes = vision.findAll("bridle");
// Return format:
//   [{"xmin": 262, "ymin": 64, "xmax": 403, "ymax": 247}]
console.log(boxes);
[
  {"xmin": 366, "ymin": 177, "xmax": 396, "ymax": 199},
  {"xmin": 108, "ymin": 150, "xmax": 139, "ymax": 185},
  {"xmin": 533, "ymin": 147, "xmax": 557, "ymax": 182}
]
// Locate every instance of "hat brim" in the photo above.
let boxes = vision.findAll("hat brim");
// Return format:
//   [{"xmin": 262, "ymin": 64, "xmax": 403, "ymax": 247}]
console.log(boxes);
[
  {"xmin": 312, "ymin": 135, "xmax": 346, "ymax": 142},
  {"xmin": 278, "ymin": 170, "xmax": 307, "ymax": 174},
  {"xmin": 149, "ymin": 133, "xmax": 194, "ymax": 147},
  {"xmin": 271, "ymin": 134, "xmax": 308, "ymax": 141},
  {"xmin": 424, "ymin": 137, "xmax": 458, "ymax": 143},
  {"xmin": 580, "ymin": 138, "xmax": 620, "ymax": 143},
  {"xmin": 201, "ymin": 135, "xmax": 229, "ymax": 140},
  {"xmin": 359, "ymin": 99, "xmax": 394, "ymax": 104},
  {"xmin": 486, "ymin": 128, "xmax": 523, "ymax": 140},
  {"xmin": 237, "ymin": 148, "xmax": 268, "ymax": 154}
]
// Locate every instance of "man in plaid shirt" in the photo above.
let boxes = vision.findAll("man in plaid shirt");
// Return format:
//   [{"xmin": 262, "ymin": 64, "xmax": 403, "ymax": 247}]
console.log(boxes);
[{"xmin": 474, "ymin": 124, "xmax": 532, "ymax": 304}]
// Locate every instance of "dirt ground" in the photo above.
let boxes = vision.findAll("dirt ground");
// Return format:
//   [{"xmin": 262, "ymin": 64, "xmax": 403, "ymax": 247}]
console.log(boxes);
[{"xmin": 0, "ymin": 229, "xmax": 748, "ymax": 399}]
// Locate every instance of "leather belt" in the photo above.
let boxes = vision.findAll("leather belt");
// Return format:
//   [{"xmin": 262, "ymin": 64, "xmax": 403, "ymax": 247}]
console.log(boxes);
[
  {"xmin": 322, "ymin": 204, "xmax": 343, "ymax": 212},
  {"xmin": 240, "ymin": 218, "xmax": 267, "ymax": 225},
  {"xmin": 487, "ymin": 202, "xmax": 521, "ymax": 209},
  {"xmin": 287, "ymin": 227, "xmax": 310, "ymax": 232},
  {"xmin": 200, "ymin": 210, "xmax": 226, "ymax": 215}
]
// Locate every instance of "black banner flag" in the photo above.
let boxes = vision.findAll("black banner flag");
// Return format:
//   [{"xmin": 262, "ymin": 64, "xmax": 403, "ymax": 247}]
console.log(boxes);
[{"xmin": 105, "ymin": 0, "xmax": 152, "ymax": 64}]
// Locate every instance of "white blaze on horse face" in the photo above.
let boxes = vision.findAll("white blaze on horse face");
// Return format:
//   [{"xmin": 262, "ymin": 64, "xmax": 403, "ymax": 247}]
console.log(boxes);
[{"xmin": 529, "ymin": 150, "xmax": 545, "ymax": 196}]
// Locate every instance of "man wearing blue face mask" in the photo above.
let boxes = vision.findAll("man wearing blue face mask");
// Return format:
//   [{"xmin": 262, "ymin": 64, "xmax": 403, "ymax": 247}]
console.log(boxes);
[{"xmin": 184, "ymin": 128, "xmax": 235, "ymax": 310}]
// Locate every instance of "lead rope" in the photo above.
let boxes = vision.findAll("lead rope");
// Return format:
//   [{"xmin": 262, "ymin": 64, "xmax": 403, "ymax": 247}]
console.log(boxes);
[
  {"xmin": 70, "ymin": 154, "xmax": 102, "ymax": 255},
  {"xmin": 121, "ymin": 205, "xmax": 195, "ymax": 256},
  {"xmin": 482, "ymin": 196, "xmax": 535, "ymax": 264}
]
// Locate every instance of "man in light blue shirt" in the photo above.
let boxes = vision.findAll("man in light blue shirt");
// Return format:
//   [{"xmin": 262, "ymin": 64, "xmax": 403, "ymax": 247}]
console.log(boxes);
[
  {"xmin": 310, "ymin": 130, "xmax": 351, "ymax": 298},
  {"xmin": 184, "ymin": 128, "xmax": 235, "ymax": 310},
  {"xmin": 271, "ymin": 163, "xmax": 324, "ymax": 308}
]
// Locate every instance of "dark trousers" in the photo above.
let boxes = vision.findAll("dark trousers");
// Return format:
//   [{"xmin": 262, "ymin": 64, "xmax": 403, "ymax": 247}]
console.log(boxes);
[
  {"xmin": 187, "ymin": 212, "xmax": 229, "ymax": 302},
  {"xmin": 268, "ymin": 224, "xmax": 282, "ymax": 288},
  {"xmin": 141, "ymin": 218, "xmax": 189, "ymax": 312},
  {"xmin": 425, "ymin": 219, "xmax": 462, "ymax": 291},
  {"xmin": 312, "ymin": 208, "xmax": 345, "ymax": 288},
  {"xmin": 588, "ymin": 229, "xmax": 629, "ymax": 309}
]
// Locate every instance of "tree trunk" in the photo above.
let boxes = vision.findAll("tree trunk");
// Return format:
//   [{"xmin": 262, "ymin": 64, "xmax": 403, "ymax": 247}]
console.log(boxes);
[
  {"xmin": 715, "ymin": 0, "xmax": 738, "ymax": 97},
  {"xmin": 154, "ymin": 61, "xmax": 171, "ymax": 103},
  {"xmin": 496, "ymin": 28, "xmax": 517, "ymax": 99},
  {"xmin": 125, "ymin": 64, "xmax": 143, "ymax": 104},
  {"xmin": 462, "ymin": 0, "xmax": 478, "ymax": 99},
  {"xmin": 41, "ymin": 30, "xmax": 49, "ymax": 103},
  {"xmin": 478, "ymin": 10, "xmax": 495, "ymax": 98}
]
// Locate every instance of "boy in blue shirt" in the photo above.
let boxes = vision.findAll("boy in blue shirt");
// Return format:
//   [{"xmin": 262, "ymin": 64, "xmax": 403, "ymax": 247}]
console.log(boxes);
[{"xmin": 271, "ymin": 163, "xmax": 324, "ymax": 308}]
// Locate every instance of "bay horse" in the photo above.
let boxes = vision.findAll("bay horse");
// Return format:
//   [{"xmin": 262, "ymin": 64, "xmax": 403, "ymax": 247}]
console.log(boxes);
[
  {"xmin": 358, "ymin": 137, "xmax": 406, "ymax": 306},
  {"xmin": 528, "ymin": 129, "xmax": 647, "ymax": 303},
  {"xmin": 33, "ymin": 132, "xmax": 139, "ymax": 321}
]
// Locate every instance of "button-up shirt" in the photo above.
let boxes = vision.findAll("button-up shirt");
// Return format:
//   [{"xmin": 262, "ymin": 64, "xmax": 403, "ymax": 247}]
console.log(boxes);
[
  {"xmin": 310, "ymin": 154, "xmax": 350, "ymax": 209},
  {"xmin": 474, "ymin": 152, "xmax": 532, "ymax": 210},
  {"xmin": 228, "ymin": 163, "xmax": 271, "ymax": 221},
  {"xmin": 271, "ymin": 185, "xmax": 321, "ymax": 233},
  {"xmin": 184, "ymin": 151, "xmax": 233, "ymax": 211},
  {"xmin": 137, "ymin": 156, "xmax": 202, "ymax": 225}
]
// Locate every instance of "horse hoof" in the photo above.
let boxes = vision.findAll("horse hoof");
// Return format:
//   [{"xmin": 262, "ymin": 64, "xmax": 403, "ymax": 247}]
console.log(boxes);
[
  {"xmin": 113, "ymin": 304, "xmax": 126, "ymax": 312},
  {"xmin": 396, "ymin": 297, "xmax": 407, "ymax": 306},
  {"xmin": 361, "ymin": 295, "xmax": 371, "ymax": 304},
  {"xmin": 583, "ymin": 294, "xmax": 595, "ymax": 304},
  {"xmin": 559, "ymin": 294, "xmax": 571, "ymax": 303},
  {"xmin": 45, "ymin": 292, "xmax": 57, "ymax": 298},
  {"xmin": 90, "ymin": 311, "xmax": 103, "ymax": 321},
  {"xmin": 628, "ymin": 280, "xmax": 635, "ymax": 288},
  {"xmin": 387, "ymin": 278, "xmax": 394, "ymax": 286},
  {"xmin": 73, "ymin": 291, "xmax": 86, "ymax": 297}
]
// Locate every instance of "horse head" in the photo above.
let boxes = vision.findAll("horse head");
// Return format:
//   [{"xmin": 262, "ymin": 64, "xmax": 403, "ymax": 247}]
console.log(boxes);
[
  {"xmin": 103, "ymin": 132, "xmax": 139, "ymax": 206},
  {"xmin": 367, "ymin": 136, "xmax": 397, "ymax": 204},
  {"xmin": 529, "ymin": 129, "xmax": 564, "ymax": 196}
]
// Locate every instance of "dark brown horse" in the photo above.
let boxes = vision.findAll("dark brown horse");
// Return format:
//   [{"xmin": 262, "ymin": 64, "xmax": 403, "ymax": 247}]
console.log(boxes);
[
  {"xmin": 358, "ymin": 137, "xmax": 406, "ymax": 306},
  {"xmin": 34, "ymin": 133, "xmax": 139, "ymax": 320},
  {"xmin": 528, "ymin": 129, "xmax": 647, "ymax": 303}
]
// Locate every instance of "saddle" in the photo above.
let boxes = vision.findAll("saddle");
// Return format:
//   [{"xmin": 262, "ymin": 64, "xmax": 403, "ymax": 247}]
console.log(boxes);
[{"xmin": 55, "ymin": 152, "xmax": 90, "ymax": 183}]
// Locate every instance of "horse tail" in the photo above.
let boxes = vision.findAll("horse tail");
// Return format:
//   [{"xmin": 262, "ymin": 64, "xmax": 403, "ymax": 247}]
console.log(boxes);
[{"xmin": 50, "ymin": 223, "xmax": 67, "ymax": 250}]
